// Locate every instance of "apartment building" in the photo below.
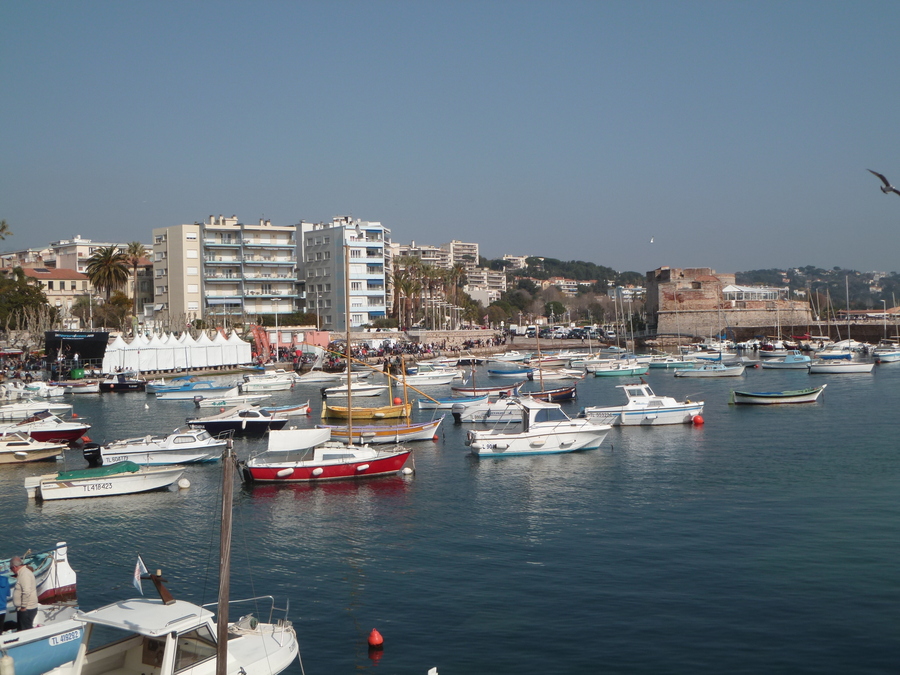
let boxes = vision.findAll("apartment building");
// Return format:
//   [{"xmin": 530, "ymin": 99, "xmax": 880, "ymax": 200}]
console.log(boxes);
[
  {"xmin": 150, "ymin": 216, "xmax": 298, "ymax": 326},
  {"xmin": 502, "ymin": 254, "xmax": 529, "ymax": 270},
  {"xmin": 300, "ymin": 217, "xmax": 390, "ymax": 331},
  {"xmin": 391, "ymin": 241, "xmax": 452, "ymax": 270},
  {"xmin": 441, "ymin": 240, "xmax": 479, "ymax": 272},
  {"xmin": 464, "ymin": 267, "xmax": 507, "ymax": 303},
  {"xmin": 6, "ymin": 268, "xmax": 91, "ymax": 329}
]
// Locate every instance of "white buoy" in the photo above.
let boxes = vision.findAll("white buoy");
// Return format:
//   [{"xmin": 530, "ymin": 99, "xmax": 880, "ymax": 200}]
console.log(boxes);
[
  {"xmin": 177, "ymin": 478, "xmax": 191, "ymax": 489},
  {"xmin": 401, "ymin": 467, "xmax": 413, "ymax": 475},
  {"xmin": 144, "ymin": 403, "xmax": 149, "ymax": 409}
]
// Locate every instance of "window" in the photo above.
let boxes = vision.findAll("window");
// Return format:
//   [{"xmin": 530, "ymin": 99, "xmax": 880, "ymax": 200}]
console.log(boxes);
[
  {"xmin": 187, "ymin": 284, "xmax": 199, "ymax": 294},
  {"xmin": 187, "ymin": 266, "xmax": 198, "ymax": 276},
  {"xmin": 325, "ymin": 283, "xmax": 331, "ymax": 291},
  {"xmin": 48, "ymin": 281, "xmax": 54, "ymax": 290},
  {"xmin": 156, "ymin": 286, "xmax": 165, "ymax": 295},
  {"xmin": 324, "ymin": 236, "xmax": 330, "ymax": 244},
  {"xmin": 187, "ymin": 301, "xmax": 199, "ymax": 310},
  {"xmin": 307, "ymin": 270, "xmax": 314, "ymax": 278},
  {"xmin": 174, "ymin": 625, "xmax": 217, "ymax": 672},
  {"xmin": 325, "ymin": 315, "xmax": 332, "ymax": 324},
  {"xmin": 351, "ymin": 282, "xmax": 361, "ymax": 291},
  {"xmin": 186, "ymin": 232, "xmax": 198, "ymax": 240},
  {"xmin": 317, "ymin": 284, "xmax": 323, "ymax": 292},
  {"xmin": 187, "ymin": 249, "xmax": 198, "ymax": 259},
  {"xmin": 315, "ymin": 252, "xmax": 322, "ymax": 261},
  {"xmin": 324, "ymin": 251, "xmax": 330, "ymax": 260},
  {"xmin": 324, "ymin": 299, "xmax": 332, "ymax": 308},
  {"xmin": 307, "ymin": 238, "xmax": 313, "ymax": 246}
]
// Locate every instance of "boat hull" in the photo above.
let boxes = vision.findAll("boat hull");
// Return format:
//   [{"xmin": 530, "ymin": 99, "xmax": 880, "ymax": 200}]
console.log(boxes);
[
  {"xmin": 191, "ymin": 419, "xmax": 288, "ymax": 436},
  {"xmin": 243, "ymin": 450, "xmax": 411, "ymax": 482},
  {"xmin": 732, "ymin": 385, "xmax": 826, "ymax": 404},
  {"xmin": 674, "ymin": 365, "xmax": 745, "ymax": 377},
  {"xmin": 323, "ymin": 403, "xmax": 411, "ymax": 420},
  {"xmin": 26, "ymin": 466, "xmax": 185, "ymax": 500},
  {"xmin": 468, "ymin": 425, "xmax": 609, "ymax": 457},
  {"xmin": 586, "ymin": 403, "xmax": 704, "ymax": 426},
  {"xmin": 0, "ymin": 612, "xmax": 83, "ymax": 675},
  {"xmin": 318, "ymin": 417, "xmax": 443, "ymax": 444},
  {"xmin": 808, "ymin": 362, "xmax": 874, "ymax": 374}
]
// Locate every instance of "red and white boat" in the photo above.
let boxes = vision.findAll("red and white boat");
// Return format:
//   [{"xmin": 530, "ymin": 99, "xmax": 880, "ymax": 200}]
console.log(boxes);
[
  {"xmin": 240, "ymin": 428, "xmax": 411, "ymax": 482},
  {"xmin": 0, "ymin": 410, "xmax": 90, "ymax": 443}
]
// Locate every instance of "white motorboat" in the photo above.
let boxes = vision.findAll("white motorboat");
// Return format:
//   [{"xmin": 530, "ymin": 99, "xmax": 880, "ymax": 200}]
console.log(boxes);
[
  {"xmin": 451, "ymin": 396, "xmax": 528, "ymax": 424},
  {"xmin": 323, "ymin": 382, "xmax": 388, "ymax": 397},
  {"xmin": 759, "ymin": 350, "xmax": 812, "ymax": 370},
  {"xmin": 873, "ymin": 339, "xmax": 900, "ymax": 363},
  {"xmin": 88, "ymin": 427, "xmax": 229, "ymax": 466},
  {"xmin": 417, "ymin": 393, "xmax": 490, "ymax": 410},
  {"xmin": 465, "ymin": 398, "xmax": 610, "ymax": 457},
  {"xmin": 156, "ymin": 384, "xmax": 240, "ymax": 400},
  {"xmin": 0, "ymin": 432, "xmax": 67, "ymax": 463},
  {"xmin": 239, "ymin": 374, "xmax": 294, "ymax": 392},
  {"xmin": 25, "ymin": 462, "xmax": 185, "ymax": 500},
  {"xmin": 583, "ymin": 383, "xmax": 704, "ymax": 426},
  {"xmin": 808, "ymin": 360, "xmax": 875, "ymax": 374},
  {"xmin": 528, "ymin": 368, "xmax": 585, "ymax": 381},
  {"xmin": 194, "ymin": 393, "xmax": 272, "ymax": 408},
  {"xmin": 488, "ymin": 350, "xmax": 529, "ymax": 363},
  {"xmin": 674, "ymin": 363, "xmax": 745, "ymax": 378},
  {"xmin": 397, "ymin": 363, "xmax": 462, "ymax": 385},
  {"xmin": 0, "ymin": 399, "xmax": 73, "ymax": 420}
]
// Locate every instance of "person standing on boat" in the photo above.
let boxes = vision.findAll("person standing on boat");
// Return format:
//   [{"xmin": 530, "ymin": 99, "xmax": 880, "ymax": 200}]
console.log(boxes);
[
  {"xmin": 10, "ymin": 556, "xmax": 37, "ymax": 631},
  {"xmin": 0, "ymin": 568, "xmax": 9, "ymax": 633}
]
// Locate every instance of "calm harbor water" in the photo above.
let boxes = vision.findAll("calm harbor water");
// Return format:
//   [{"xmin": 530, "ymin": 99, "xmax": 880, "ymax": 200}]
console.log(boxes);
[{"xmin": 2, "ymin": 361, "xmax": 899, "ymax": 674}]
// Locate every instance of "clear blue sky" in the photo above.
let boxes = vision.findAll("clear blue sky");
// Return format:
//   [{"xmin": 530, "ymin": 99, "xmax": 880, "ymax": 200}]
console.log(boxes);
[{"xmin": 3, "ymin": 1, "xmax": 899, "ymax": 275}]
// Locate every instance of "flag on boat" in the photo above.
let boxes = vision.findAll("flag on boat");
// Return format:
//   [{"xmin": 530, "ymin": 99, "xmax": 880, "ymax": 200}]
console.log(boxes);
[{"xmin": 133, "ymin": 555, "xmax": 148, "ymax": 595}]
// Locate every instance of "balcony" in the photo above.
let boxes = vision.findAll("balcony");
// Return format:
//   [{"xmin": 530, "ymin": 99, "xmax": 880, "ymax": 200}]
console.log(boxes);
[
  {"xmin": 204, "ymin": 257, "xmax": 241, "ymax": 264},
  {"xmin": 203, "ymin": 239, "xmax": 241, "ymax": 247},
  {"xmin": 242, "ymin": 239, "xmax": 296, "ymax": 248}
]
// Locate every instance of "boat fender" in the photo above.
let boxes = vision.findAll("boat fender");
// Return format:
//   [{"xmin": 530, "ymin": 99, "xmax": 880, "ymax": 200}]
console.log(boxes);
[
  {"xmin": 276, "ymin": 468, "xmax": 293, "ymax": 478},
  {"xmin": 241, "ymin": 420, "xmax": 247, "ymax": 430},
  {"xmin": 1, "ymin": 652, "xmax": 15, "ymax": 675},
  {"xmin": 356, "ymin": 464, "xmax": 370, "ymax": 471},
  {"xmin": 311, "ymin": 467, "xmax": 324, "ymax": 477}
]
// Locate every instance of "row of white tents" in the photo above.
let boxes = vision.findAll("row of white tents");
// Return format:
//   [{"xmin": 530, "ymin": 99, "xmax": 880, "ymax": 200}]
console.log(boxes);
[{"xmin": 101, "ymin": 330, "xmax": 254, "ymax": 373}]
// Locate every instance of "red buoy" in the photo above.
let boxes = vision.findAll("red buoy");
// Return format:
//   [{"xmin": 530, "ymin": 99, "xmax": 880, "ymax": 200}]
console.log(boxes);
[
  {"xmin": 368, "ymin": 628, "xmax": 384, "ymax": 649},
  {"xmin": 692, "ymin": 415, "xmax": 704, "ymax": 426},
  {"xmin": 71, "ymin": 413, "xmax": 79, "ymax": 418},
  {"xmin": 393, "ymin": 397, "xmax": 402, "ymax": 405},
  {"xmin": 433, "ymin": 435, "xmax": 439, "ymax": 441},
  {"xmin": 81, "ymin": 435, "xmax": 91, "ymax": 442}
]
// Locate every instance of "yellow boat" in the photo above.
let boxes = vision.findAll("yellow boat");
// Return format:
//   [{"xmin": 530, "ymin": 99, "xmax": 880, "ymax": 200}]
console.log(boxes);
[{"xmin": 322, "ymin": 402, "xmax": 412, "ymax": 420}]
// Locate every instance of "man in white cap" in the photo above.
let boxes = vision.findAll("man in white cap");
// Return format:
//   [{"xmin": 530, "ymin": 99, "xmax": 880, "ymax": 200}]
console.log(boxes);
[{"xmin": 10, "ymin": 556, "xmax": 37, "ymax": 630}]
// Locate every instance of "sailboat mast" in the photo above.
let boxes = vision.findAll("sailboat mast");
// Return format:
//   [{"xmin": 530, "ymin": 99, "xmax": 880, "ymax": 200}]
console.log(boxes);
[
  {"xmin": 345, "ymin": 233, "xmax": 354, "ymax": 444},
  {"xmin": 216, "ymin": 439, "xmax": 234, "ymax": 675}
]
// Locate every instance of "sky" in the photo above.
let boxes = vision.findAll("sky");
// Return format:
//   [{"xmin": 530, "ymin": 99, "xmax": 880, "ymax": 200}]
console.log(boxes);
[{"xmin": 3, "ymin": 1, "xmax": 900, "ymax": 275}]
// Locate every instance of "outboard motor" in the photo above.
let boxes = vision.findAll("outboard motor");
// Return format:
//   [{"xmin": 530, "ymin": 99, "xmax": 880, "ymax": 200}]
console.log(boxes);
[
  {"xmin": 320, "ymin": 387, "xmax": 328, "ymax": 399},
  {"xmin": 82, "ymin": 443, "xmax": 103, "ymax": 467},
  {"xmin": 451, "ymin": 402, "xmax": 466, "ymax": 424}
]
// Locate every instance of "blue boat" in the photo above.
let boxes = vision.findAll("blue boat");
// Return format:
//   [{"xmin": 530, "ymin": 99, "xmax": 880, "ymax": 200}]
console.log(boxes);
[{"xmin": 1, "ymin": 607, "xmax": 83, "ymax": 675}]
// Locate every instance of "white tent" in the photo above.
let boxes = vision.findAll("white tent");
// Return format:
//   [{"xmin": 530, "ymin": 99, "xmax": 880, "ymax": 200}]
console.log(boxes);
[
  {"xmin": 228, "ymin": 331, "xmax": 253, "ymax": 365},
  {"xmin": 199, "ymin": 330, "xmax": 223, "ymax": 367},
  {"xmin": 214, "ymin": 330, "xmax": 236, "ymax": 366},
  {"xmin": 101, "ymin": 334, "xmax": 128, "ymax": 373},
  {"xmin": 191, "ymin": 331, "xmax": 210, "ymax": 368}
]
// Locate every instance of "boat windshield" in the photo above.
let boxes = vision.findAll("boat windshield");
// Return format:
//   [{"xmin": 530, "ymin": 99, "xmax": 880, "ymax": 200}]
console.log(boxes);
[{"xmin": 533, "ymin": 408, "xmax": 568, "ymax": 424}]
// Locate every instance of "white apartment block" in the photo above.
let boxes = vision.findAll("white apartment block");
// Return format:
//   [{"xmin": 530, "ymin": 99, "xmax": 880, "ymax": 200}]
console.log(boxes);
[
  {"xmin": 150, "ymin": 216, "xmax": 298, "ymax": 325},
  {"xmin": 300, "ymin": 217, "xmax": 390, "ymax": 332},
  {"xmin": 441, "ymin": 240, "xmax": 479, "ymax": 272},
  {"xmin": 391, "ymin": 241, "xmax": 452, "ymax": 270},
  {"xmin": 502, "ymin": 254, "xmax": 529, "ymax": 270},
  {"xmin": 464, "ymin": 267, "xmax": 507, "ymax": 304}
]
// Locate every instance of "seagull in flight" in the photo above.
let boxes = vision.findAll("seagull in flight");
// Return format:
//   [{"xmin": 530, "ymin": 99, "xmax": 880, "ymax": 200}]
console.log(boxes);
[{"xmin": 867, "ymin": 169, "xmax": 900, "ymax": 196}]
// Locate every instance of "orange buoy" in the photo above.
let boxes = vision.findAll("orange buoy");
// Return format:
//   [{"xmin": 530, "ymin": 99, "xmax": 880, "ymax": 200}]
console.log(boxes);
[
  {"xmin": 81, "ymin": 435, "xmax": 91, "ymax": 442},
  {"xmin": 71, "ymin": 413, "xmax": 78, "ymax": 418},
  {"xmin": 368, "ymin": 628, "xmax": 384, "ymax": 649},
  {"xmin": 692, "ymin": 415, "xmax": 704, "ymax": 426},
  {"xmin": 393, "ymin": 397, "xmax": 402, "ymax": 405},
  {"xmin": 433, "ymin": 435, "xmax": 439, "ymax": 441}
]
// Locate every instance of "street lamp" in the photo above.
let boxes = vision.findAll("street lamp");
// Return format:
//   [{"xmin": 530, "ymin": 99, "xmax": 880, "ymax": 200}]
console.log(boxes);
[
  {"xmin": 272, "ymin": 297, "xmax": 281, "ymax": 361},
  {"xmin": 882, "ymin": 299, "xmax": 887, "ymax": 339}
]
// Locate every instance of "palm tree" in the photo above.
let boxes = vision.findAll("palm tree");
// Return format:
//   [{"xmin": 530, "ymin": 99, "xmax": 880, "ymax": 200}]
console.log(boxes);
[
  {"xmin": 85, "ymin": 245, "xmax": 130, "ymax": 301},
  {"xmin": 125, "ymin": 241, "xmax": 148, "ymax": 321},
  {"xmin": 0, "ymin": 220, "xmax": 12, "ymax": 241}
]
